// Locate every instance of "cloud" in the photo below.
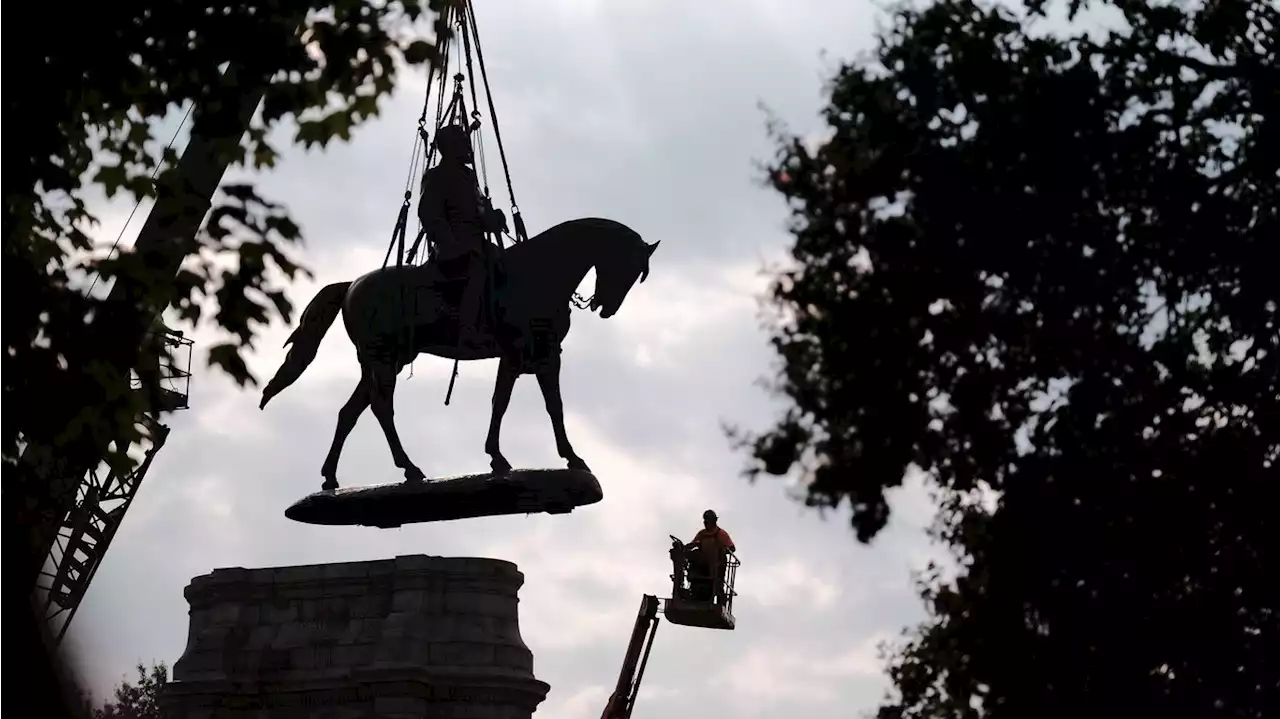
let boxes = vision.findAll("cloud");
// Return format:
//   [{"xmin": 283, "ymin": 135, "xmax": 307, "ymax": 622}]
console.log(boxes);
[
  {"xmin": 747, "ymin": 558, "xmax": 842, "ymax": 612},
  {"xmin": 714, "ymin": 631, "xmax": 890, "ymax": 709}
]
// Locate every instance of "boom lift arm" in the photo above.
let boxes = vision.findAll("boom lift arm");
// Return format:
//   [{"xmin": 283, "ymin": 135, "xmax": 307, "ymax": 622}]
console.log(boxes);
[{"xmin": 603, "ymin": 594, "xmax": 662, "ymax": 719}]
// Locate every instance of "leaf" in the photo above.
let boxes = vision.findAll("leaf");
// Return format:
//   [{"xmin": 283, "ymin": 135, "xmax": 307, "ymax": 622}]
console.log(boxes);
[
  {"xmin": 207, "ymin": 343, "xmax": 256, "ymax": 387},
  {"xmin": 94, "ymin": 164, "xmax": 129, "ymax": 197},
  {"xmin": 264, "ymin": 214, "xmax": 302, "ymax": 243},
  {"xmin": 295, "ymin": 120, "xmax": 327, "ymax": 149},
  {"xmin": 403, "ymin": 40, "xmax": 435, "ymax": 65},
  {"xmin": 251, "ymin": 141, "xmax": 279, "ymax": 170}
]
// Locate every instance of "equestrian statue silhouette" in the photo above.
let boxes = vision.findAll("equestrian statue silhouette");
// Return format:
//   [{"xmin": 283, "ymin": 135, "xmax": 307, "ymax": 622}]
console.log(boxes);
[{"xmin": 258, "ymin": 217, "xmax": 658, "ymax": 490}]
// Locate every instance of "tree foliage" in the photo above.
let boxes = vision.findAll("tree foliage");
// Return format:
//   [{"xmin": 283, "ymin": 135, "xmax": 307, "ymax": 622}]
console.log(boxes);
[
  {"xmin": 4, "ymin": 0, "xmax": 446, "ymax": 474},
  {"xmin": 89, "ymin": 662, "xmax": 167, "ymax": 719},
  {"xmin": 7, "ymin": 16, "xmax": 447, "ymax": 707},
  {"xmin": 750, "ymin": 0, "xmax": 1276, "ymax": 715}
]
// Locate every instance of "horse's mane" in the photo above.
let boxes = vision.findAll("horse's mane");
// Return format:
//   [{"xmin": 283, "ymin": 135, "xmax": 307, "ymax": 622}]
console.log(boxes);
[{"xmin": 502, "ymin": 217, "xmax": 641, "ymax": 262}]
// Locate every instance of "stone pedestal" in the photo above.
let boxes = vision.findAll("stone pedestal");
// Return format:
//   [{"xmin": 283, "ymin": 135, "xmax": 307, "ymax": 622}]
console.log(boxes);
[{"xmin": 161, "ymin": 555, "xmax": 549, "ymax": 719}]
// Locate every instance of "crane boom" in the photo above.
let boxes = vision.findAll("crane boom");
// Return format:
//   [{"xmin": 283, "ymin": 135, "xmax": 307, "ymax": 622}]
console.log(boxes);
[
  {"xmin": 13, "ymin": 65, "xmax": 271, "ymax": 596},
  {"xmin": 604, "ymin": 594, "xmax": 662, "ymax": 719},
  {"xmin": 9, "ymin": 56, "xmax": 282, "ymax": 719}
]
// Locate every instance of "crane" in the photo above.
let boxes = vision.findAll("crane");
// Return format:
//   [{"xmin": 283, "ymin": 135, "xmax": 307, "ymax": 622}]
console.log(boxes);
[
  {"xmin": 35, "ymin": 330, "xmax": 194, "ymax": 644},
  {"xmin": 15, "ymin": 57, "xmax": 281, "ymax": 644},
  {"xmin": 603, "ymin": 539, "xmax": 742, "ymax": 719}
]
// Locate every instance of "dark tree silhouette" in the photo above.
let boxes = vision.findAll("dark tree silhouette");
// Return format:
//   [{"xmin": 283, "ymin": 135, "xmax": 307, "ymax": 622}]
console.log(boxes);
[
  {"xmin": 5, "ymin": 3, "xmax": 445, "ymax": 716},
  {"xmin": 746, "ymin": 0, "xmax": 1276, "ymax": 716},
  {"xmin": 91, "ymin": 663, "xmax": 167, "ymax": 719},
  {"xmin": 6, "ymin": 0, "xmax": 444, "ymax": 471}
]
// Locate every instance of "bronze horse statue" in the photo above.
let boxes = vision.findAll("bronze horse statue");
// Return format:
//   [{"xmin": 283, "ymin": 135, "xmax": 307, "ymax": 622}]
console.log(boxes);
[{"xmin": 259, "ymin": 217, "xmax": 658, "ymax": 490}]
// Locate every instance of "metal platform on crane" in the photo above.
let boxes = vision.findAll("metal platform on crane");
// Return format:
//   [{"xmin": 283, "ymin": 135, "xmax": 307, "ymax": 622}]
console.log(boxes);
[{"xmin": 663, "ymin": 596, "xmax": 736, "ymax": 630}]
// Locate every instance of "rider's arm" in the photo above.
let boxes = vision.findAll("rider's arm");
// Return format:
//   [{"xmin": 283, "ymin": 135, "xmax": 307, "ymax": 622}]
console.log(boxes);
[
  {"xmin": 467, "ymin": 170, "xmax": 506, "ymax": 235},
  {"xmin": 719, "ymin": 529, "xmax": 736, "ymax": 552},
  {"xmin": 418, "ymin": 170, "xmax": 456, "ymax": 247},
  {"xmin": 482, "ymin": 198, "xmax": 508, "ymax": 235}
]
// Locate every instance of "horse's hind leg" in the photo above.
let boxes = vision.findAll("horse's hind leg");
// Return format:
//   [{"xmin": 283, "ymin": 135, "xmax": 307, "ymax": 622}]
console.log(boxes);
[
  {"xmin": 319, "ymin": 375, "xmax": 372, "ymax": 491},
  {"xmin": 366, "ymin": 358, "xmax": 426, "ymax": 483},
  {"xmin": 534, "ymin": 355, "xmax": 590, "ymax": 472},
  {"xmin": 484, "ymin": 354, "xmax": 520, "ymax": 474}
]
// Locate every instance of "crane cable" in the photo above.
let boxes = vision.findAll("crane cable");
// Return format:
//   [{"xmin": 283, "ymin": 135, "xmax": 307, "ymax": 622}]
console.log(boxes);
[
  {"xmin": 380, "ymin": 1, "xmax": 534, "ymax": 397},
  {"xmin": 465, "ymin": 4, "xmax": 528, "ymax": 244},
  {"xmin": 381, "ymin": 3, "xmax": 461, "ymax": 381},
  {"xmin": 386, "ymin": 3, "xmax": 454, "ymax": 272},
  {"xmin": 86, "ymin": 104, "xmax": 195, "ymax": 298},
  {"xmin": 387, "ymin": 0, "xmax": 523, "ymax": 271}
]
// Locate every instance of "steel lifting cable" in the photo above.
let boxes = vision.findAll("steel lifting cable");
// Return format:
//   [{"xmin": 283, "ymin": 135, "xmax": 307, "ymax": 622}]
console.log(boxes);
[
  {"xmin": 384, "ymin": 4, "xmax": 465, "ymax": 378},
  {"xmin": 456, "ymin": 13, "xmax": 510, "ymax": 258},
  {"xmin": 392, "ymin": 0, "xmax": 523, "ymax": 270},
  {"xmin": 405, "ymin": 73, "xmax": 455, "ymax": 266},
  {"xmin": 401, "ymin": 6, "xmax": 451, "ymax": 212},
  {"xmin": 465, "ymin": 2, "xmax": 528, "ymax": 243},
  {"xmin": 384, "ymin": 2, "xmax": 536, "ymax": 395},
  {"xmin": 387, "ymin": 43, "xmax": 444, "ymax": 270},
  {"xmin": 457, "ymin": 16, "xmax": 489, "ymax": 196},
  {"xmin": 87, "ymin": 103, "xmax": 195, "ymax": 298},
  {"xmin": 398, "ymin": 5, "xmax": 460, "ymax": 268}
]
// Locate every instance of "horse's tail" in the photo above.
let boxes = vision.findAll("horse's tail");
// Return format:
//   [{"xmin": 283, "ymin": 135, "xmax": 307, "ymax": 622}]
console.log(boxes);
[{"xmin": 259, "ymin": 282, "xmax": 351, "ymax": 410}]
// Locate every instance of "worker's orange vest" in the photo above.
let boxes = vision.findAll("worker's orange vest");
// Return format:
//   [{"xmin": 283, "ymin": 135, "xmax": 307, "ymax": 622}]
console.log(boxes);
[{"xmin": 693, "ymin": 527, "xmax": 733, "ymax": 555}]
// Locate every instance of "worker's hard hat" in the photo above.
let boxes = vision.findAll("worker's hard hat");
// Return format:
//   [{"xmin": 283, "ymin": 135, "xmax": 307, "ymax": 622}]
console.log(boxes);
[{"xmin": 703, "ymin": 509, "xmax": 717, "ymax": 520}]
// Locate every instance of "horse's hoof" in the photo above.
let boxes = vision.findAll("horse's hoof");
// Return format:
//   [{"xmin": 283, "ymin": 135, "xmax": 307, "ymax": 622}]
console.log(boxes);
[
  {"xmin": 321, "ymin": 478, "xmax": 339, "ymax": 492},
  {"xmin": 566, "ymin": 457, "xmax": 591, "ymax": 473},
  {"xmin": 403, "ymin": 467, "xmax": 426, "ymax": 484},
  {"xmin": 490, "ymin": 456, "xmax": 513, "ymax": 474}
]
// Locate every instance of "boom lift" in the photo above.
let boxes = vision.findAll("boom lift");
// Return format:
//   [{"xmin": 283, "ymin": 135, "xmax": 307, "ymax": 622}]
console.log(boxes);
[{"xmin": 602, "ymin": 536, "xmax": 742, "ymax": 719}]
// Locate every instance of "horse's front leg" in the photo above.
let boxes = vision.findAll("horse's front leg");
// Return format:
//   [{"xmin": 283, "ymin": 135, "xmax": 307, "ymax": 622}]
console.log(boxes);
[
  {"xmin": 485, "ymin": 354, "xmax": 520, "ymax": 474},
  {"xmin": 534, "ymin": 355, "xmax": 590, "ymax": 472}
]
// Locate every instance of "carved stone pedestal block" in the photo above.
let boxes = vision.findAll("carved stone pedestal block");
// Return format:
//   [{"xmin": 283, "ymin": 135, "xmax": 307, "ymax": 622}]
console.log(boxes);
[{"xmin": 161, "ymin": 555, "xmax": 549, "ymax": 719}]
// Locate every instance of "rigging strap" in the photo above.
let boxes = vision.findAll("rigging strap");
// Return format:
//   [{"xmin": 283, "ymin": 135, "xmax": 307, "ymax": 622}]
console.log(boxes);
[
  {"xmin": 375, "ymin": 190, "xmax": 419, "ymax": 374},
  {"xmin": 382, "ymin": 191, "xmax": 413, "ymax": 270},
  {"xmin": 465, "ymin": 4, "xmax": 528, "ymax": 243},
  {"xmin": 382, "ymin": 0, "xmax": 548, "ymax": 399}
]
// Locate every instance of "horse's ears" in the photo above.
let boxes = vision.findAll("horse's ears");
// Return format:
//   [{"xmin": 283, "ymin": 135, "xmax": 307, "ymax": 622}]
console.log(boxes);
[{"xmin": 646, "ymin": 240, "xmax": 660, "ymax": 256}]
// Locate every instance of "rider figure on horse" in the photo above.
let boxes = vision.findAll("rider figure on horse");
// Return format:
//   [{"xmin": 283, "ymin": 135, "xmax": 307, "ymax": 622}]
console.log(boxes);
[{"xmin": 418, "ymin": 123, "xmax": 507, "ymax": 349}]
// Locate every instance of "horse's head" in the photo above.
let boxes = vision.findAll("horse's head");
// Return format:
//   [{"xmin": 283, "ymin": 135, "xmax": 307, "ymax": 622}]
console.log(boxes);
[{"xmin": 590, "ymin": 231, "xmax": 659, "ymax": 319}]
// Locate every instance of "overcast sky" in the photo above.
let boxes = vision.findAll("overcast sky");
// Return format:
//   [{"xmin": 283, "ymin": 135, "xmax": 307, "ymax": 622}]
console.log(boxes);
[{"xmin": 66, "ymin": 2, "xmax": 947, "ymax": 716}]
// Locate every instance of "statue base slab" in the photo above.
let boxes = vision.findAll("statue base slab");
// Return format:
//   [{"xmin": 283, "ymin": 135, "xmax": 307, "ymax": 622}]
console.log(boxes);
[{"xmin": 285, "ymin": 468, "xmax": 602, "ymax": 528}]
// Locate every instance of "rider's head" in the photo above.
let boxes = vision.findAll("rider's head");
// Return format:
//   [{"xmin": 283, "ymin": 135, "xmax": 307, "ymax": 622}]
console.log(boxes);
[
  {"xmin": 435, "ymin": 124, "xmax": 472, "ymax": 162},
  {"xmin": 703, "ymin": 509, "xmax": 718, "ymax": 529}
]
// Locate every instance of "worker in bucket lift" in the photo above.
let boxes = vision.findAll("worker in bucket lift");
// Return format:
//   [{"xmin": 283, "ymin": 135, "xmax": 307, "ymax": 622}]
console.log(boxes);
[{"xmin": 677, "ymin": 509, "xmax": 736, "ymax": 604}]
